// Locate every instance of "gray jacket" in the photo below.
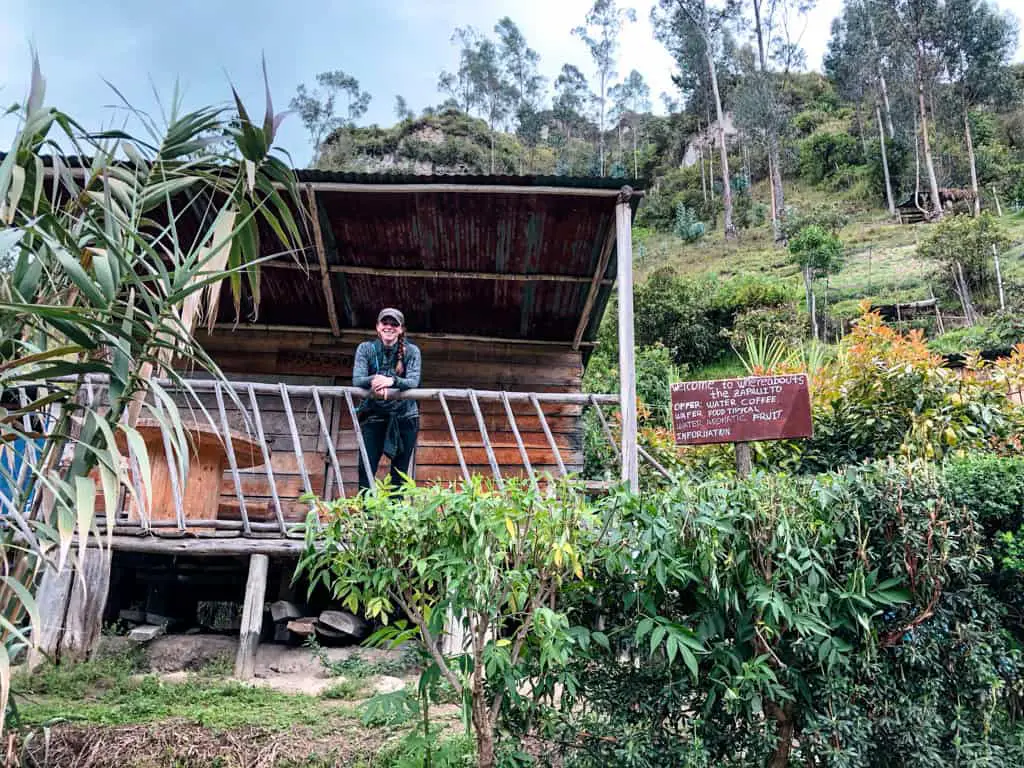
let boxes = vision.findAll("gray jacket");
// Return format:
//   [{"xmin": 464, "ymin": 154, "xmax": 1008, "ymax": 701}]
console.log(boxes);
[{"xmin": 352, "ymin": 339, "xmax": 421, "ymax": 420}]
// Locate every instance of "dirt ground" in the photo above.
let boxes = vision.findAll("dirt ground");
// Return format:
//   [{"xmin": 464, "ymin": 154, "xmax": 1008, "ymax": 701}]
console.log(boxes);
[
  {"xmin": 12, "ymin": 720, "xmax": 388, "ymax": 768},
  {"xmin": 8, "ymin": 633, "xmax": 460, "ymax": 768}
]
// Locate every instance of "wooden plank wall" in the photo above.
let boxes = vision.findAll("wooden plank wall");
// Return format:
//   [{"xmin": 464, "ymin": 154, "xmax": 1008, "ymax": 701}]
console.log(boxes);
[{"xmin": 186, "ymin": 329, "xmax": 587, "ymax": 519}]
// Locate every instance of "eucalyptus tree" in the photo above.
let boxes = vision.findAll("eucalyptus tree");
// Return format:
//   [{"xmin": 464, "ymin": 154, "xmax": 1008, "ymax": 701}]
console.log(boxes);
[
  {"xmin": 940, "ymin": 0, "xmax": 1018, "ymax": 214},
  {"xmin": 495, "ymin": 17, "xmax": 546, "ymax": 170},
  {"xmin": 291, "ymin": 69, "xmax": 372, "ymax": 155},
  {"xmin": 573, "ymin": 0, "xmax": 638, "ymax": 175},
  {"xmin": 610, "ymin": 69, "xmax": 652, "ymax": 177},
  {"xmin": 655, "ymin": 0, "xmax": 742, "ymax": 239},
  {"xmin": 739, "ymin": 0, "xmax": 814, "ymax": 240},
  {"xmin": 883, "ymin": 0, "xmax": 945, "ymax": 219},
  {"xmin": 826, "ymin": 0, "xmax": 899, "ymax": 215}
]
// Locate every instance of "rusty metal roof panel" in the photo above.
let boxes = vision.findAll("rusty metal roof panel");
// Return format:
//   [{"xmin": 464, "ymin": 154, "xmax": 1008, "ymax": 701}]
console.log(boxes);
[{"xmin": 214, "ymin": 176, "xmax": 642, "ymax": 347}]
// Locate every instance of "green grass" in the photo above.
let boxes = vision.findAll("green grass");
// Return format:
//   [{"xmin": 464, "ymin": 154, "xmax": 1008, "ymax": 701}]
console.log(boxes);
[
  {"xmin": 635, "ymin": 179, "xmax": 1024, "ymax": 315},
  {"xmin": 686, "ymin": 353, "xmax": 749, "ymax": 381},
  {"xmin": 321, "ymin": 678, "xmax": 369, "ymax": 701},
  {"xmin": 12, "ymin": 655, "xmax": 355, "ymax": 732}
]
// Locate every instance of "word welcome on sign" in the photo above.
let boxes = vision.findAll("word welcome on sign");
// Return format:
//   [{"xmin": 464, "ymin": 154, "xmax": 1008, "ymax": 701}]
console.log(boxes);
[{"xmin": 671, "ymin": 374, "xmax": 813, "ymax": 446}]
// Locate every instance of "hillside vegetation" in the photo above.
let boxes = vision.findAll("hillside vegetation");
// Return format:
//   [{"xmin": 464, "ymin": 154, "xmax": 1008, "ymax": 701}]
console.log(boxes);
[{"xmin": 292, "ymin": 0, "xmax": 1024, "ymax": 369}]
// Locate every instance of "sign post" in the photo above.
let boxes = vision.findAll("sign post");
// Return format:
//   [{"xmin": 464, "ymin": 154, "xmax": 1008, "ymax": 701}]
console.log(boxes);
[{"xmin": 671, "ymin": 374, "xmax": 813, "ymax": 477}]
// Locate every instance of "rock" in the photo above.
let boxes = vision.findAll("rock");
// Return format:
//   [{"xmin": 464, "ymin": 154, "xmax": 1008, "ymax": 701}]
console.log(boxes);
[
  {"xmin": 271, "ymin": 600, "xmax": 303, "ymax": 623},
  {"xmin": 314, "ymin": 623, "xmax": 346, "ymax": 640},
  {"xmin": 318, "ymin": 610, "xmax": 370, "ymax": 640},
  {"xmin": 286, "ymin": 618, "xmax": 316, "ymax": 637},
  {"xmin": 119, "ymin": 608, "xmax": 146, "ymax": 624},
  {"xmin": 372, "ymin": 675, "xmax": 406, "ymax": 694},
  {"xmin": 128, "ymin": 624, "xmax": 166, "ymax": 644}
]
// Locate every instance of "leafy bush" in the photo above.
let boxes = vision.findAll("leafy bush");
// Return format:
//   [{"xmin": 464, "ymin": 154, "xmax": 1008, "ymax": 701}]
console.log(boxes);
[
  {"xmin": 798, "ymin": 131, "xmax": 865, "ymax": 184},
  {"xmin": 799, "ymin": 310, "xmax": 1021, "ymax": 470},
  {"xmin": 724, "ymin": 305, "xmax": 804, "ymax": 347},
  {"xmin": 299, "ymin": 478, "xmax": 602, "ymax": 768},
  {"xmin": 781, "ymin": 203, "xmax": 849, "ymax": 239},
  {"xmin": 792, "ymin": 108, "xmax": 830, "ymax": 136},
  {"xmin": 788, "ymin": 224, "xmax": 844, "ymax": 277},
  {"xmin": 547, "ymin": 459, "xmax": 1024, "ymax": 767},
  {"xmin": 944, "ymin": 454, "xmax": 1024, "ymax": 532},
  {"xmin": 917, "ymin": 213, "xmax": 1011, "ymax": 310},
  {"xmin": 928, "ymin": 312, "xmax": 1024, "ymax": 355}
]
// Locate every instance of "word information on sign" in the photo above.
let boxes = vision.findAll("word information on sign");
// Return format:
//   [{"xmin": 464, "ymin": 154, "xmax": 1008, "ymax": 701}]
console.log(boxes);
[{"xmin": 671, "ymin": 374, "xmax": 813, "ymax": 446}]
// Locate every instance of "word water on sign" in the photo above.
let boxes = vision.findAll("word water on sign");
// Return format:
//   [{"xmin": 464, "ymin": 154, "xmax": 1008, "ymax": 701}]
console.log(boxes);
[{"xmin": 671, "ymin": 374, "xmax": 813, "ymax": 446}]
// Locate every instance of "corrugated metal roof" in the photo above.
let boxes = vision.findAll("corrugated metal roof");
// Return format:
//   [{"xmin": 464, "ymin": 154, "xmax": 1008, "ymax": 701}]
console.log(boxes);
[
  {"xmin": 218, "ymin": 175, "xmax": 643, "ymax": 349},
  {"xmin": 297, "ymin": 169, "xmax": 648, "ymax": 192}
]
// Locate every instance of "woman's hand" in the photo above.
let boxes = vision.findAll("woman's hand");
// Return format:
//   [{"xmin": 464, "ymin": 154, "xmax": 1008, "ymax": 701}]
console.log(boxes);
[{"xmin": 371, "ymin": 374, "xmax": 394, "ymax": 396}]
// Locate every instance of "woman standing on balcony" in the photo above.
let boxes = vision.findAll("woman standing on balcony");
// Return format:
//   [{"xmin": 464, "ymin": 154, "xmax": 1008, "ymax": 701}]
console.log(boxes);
[{"xmin": 353, "ymin": 307, "xmax": 422, "ymax": 493}]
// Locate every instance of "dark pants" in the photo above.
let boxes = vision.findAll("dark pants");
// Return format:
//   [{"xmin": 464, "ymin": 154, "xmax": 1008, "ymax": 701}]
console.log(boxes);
[{"xmin": 357, "ymin": 416, "xmax": 419, "ymax": 492}]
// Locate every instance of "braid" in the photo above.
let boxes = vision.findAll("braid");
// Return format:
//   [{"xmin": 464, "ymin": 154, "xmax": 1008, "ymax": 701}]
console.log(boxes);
[{"xmin": 396, "ymin": 332, "xmax": 406, "ymax": 376}]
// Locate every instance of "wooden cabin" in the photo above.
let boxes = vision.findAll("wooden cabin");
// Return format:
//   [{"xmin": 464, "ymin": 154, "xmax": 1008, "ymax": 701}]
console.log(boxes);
[{"xmin": 38, "ymin": 173, "xmax": 648, "ymax": 669}]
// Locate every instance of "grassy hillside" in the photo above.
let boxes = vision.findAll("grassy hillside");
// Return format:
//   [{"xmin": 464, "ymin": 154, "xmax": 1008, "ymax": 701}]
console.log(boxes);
[{"xmin": 635, "ymin": 180, "xmax": 1024, "ymax": 322}]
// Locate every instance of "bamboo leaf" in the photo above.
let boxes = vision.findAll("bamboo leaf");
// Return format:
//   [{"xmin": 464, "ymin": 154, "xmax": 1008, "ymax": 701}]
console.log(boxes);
[
  {"xmin": 0, "ymin": 643, "xmax": 9, "ymax": 736},
  {"xmin": 54, "ymin": 247, "xmax": 108, "ymax": 308},
  {"xmin": 0, "ymin": 575, "xmax": 42, "ymax": 657},
  {"xmin": 123, "ymin": 425, "xmax": 153, "ymax": 521},
  {"xmin": 75, "ymin": 475, "xmax": 96, "ymax": 567}
]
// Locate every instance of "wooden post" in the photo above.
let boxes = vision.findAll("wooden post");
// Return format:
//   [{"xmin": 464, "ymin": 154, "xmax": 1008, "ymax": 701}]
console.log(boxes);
[
  {"xmin": 60, "ymin": 548, "xmax": 113, "ymax": 660},
  {"xmin": 616, "ymin": 187, "xmax": 639, "ymax": 493},
  {"xmin": 992, "ymin": 185, "xmax": 1003, "ymax": 217},
  {"xmin": 234, "ymin": 553, "xmax": 269, "ymax": 679},
  {"xmin": 735, "ymin": 443, "xmax": 753, "ymax": 478},
  {"xmin": 993, "ymin": 244, "xmax": 1006, "ymax": 311}
]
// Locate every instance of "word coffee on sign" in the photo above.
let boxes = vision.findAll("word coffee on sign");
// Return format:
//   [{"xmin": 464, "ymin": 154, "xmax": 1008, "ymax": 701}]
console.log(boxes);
[{"xmin": 671, "ymin": 374, "xmax": 813, "ymax": 446}]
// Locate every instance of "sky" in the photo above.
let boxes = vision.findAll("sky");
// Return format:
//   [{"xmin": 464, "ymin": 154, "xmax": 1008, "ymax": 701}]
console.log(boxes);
[{"xmin": 2, "ymin": 0, "xmax": 1022, "ymax": 166}]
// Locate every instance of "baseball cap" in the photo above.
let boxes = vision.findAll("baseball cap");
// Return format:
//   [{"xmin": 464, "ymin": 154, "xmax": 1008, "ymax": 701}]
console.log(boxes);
[{"xmin": 377, "ymin": 307, "xmax": 405, "ymax": 325}]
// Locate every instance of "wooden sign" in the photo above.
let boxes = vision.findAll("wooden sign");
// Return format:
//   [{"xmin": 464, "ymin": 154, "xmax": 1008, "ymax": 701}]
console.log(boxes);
[{"xmin": 671, "ymin": 374, "xmax": 813, "ymax": 446}]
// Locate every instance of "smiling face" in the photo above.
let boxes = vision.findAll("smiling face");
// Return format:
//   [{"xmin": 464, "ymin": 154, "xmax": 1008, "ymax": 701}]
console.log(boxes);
[{"xmin": 376, "ymin": 315, "xmax": 402, "ymax": 346}]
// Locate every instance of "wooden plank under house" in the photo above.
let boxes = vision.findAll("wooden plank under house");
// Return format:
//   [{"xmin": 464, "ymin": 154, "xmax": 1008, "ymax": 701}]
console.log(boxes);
[{"xmin": 33, "ymin": 172, "xmax": 648, "ymax": 671}]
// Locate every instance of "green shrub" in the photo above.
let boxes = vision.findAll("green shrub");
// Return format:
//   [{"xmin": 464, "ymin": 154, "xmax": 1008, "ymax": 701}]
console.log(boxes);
[
  {"xmin": 550, "ymin": 460, "xmax": 1024, "ymax": 767},
  {"xmin": 944, "ymin": 454, "xmax": 1024, "ymax": 531},
  {"xmin": 724, "ymin": 305, "xmax": 804, "ymax": 347},
  {"xmin": 916, "ymin": 213, "xmax": 1011, "ymax": 310},
  {"xmin": 798, "ymin": 131, "xmax": 864, "ymax": 184}
]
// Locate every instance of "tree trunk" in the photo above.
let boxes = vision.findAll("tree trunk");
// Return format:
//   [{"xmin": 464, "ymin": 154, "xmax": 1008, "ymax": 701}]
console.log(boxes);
[
  {"xmin": 633, "ymin": 124, "xmax": 639, "ymax": 179},
  {"xmin": 766, "ymin": 702, "xmax": 796, "ymax": 768},
  {"xmin": 877, "ymin": 103, "xmax": 896, "ymax": 217},
  {"xmin": 804, "ymin": 267, "xmax": 818, "ymax": 341},
  {"xmin": 964, "ymin": 108, "xmax": 980, "ymax": 216},
  {"xmin": 916, "ymin": 50, "xmax": 943, "ymax": 219},
  {"xmin": 864, "ymin": 2, "xmax": 895, "ymax": 139},
  {"xmin": 753, "ymin": 0, "xmax": 785, "ymax": 240},
  {"xmin": 880, "ymin": 71, "xmax": 895, "ymax": 139},
  {"xmin": 914, "ymin": 113, "xmax": 924, "ymax": 213},
  {"xmin": 706, "ymin": 42, "xmax": 736, "ymax": 239},
  {"xmin": 769, "ymin": 132, "xmax": 786, "ymax": 242},
  {"xmin": 472, "ymin": 689, "xmax": 497, "ymax": 768},
  {"xmin": 699, "ymin": 139, "xmax": 708, "ymax": 202}
]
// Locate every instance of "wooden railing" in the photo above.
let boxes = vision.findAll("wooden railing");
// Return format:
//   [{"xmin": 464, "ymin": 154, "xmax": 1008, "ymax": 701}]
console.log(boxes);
[{"xmin": 19, "ymin": 377, "xmax": 661, "ymax": 542}]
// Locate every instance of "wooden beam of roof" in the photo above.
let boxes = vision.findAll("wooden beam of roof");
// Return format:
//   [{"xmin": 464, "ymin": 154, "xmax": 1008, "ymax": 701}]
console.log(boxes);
[
  {"xmin": 208, "ymin": 323, "xmax": 596, "ymax": 347},
  {"xmin": 264, "ymin": 261, "xmax": 612, "ymax": 285},
  {"xmin": 573, "ymin": 223, "xmax": 618, "ymax": 350},
  {"xmin": 304, "ymin": 185, "xmax": 341, "ymax": 337},
  {"xmin": 303, "ymin": 181, "xmax": 644, "ymax": 197}
]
